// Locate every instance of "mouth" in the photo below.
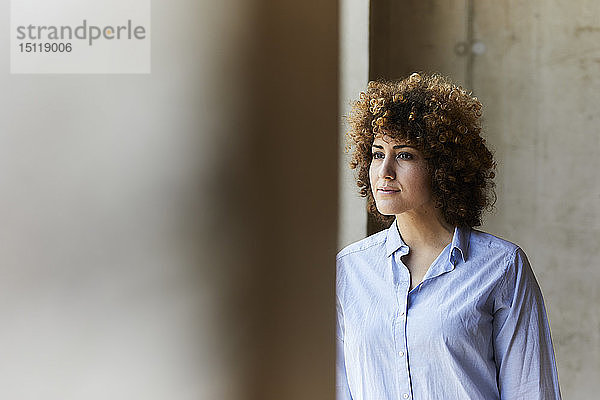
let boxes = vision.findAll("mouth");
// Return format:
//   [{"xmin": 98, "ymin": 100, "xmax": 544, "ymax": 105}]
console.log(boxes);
[{"xmin": 377, "ymin": 187, "xmax": 401, "ymax": 194}]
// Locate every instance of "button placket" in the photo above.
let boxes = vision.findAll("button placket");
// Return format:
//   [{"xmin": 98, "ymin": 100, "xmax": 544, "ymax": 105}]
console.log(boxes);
[
  {"xmin": 392, "ymin": 250, "xmax": 413, "ymax": 400},
  {"xmin": 396, "ymin": 279, "xmax": 412, "ymax": 398}
]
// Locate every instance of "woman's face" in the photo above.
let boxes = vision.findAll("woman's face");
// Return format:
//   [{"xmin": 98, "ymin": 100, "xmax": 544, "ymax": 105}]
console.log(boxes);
[{"xmin": 369, "ymin": 135, "xmax": 434, "ymax": 216}]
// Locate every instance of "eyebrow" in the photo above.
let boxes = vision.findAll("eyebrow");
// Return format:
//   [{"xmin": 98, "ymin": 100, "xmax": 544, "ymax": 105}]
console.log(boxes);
[{"xmin": 372, "ymin": 144, "xmax": 414, "ymax": 149}]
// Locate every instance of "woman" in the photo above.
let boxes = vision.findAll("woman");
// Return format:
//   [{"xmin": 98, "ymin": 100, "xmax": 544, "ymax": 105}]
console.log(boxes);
[{"xmin": 336, "ymin": 73, "xmax": 561, "ymax": 400}]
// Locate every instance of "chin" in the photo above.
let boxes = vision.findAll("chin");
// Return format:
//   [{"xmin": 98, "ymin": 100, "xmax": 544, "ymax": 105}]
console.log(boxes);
[{"xmin": 375, "ymin": 205, "xmax": 401, "ymax": 216}]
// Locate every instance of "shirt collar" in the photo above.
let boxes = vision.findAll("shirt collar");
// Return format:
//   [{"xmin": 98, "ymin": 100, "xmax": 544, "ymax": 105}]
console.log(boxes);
[
  {"xmin": 385, "ymin": 219, "xmax": 471, "ymax": 265},
  {"xmin": 385, "ymin": 219, "xmax": 407, "ymax": 257},
  {"xmin": 449, "ymin": 225, "xmax": 470, "ymax": 264}
]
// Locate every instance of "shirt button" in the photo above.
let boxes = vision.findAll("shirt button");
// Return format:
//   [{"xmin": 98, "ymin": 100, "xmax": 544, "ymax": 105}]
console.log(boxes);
[
  {"xmin": 400, "ymin": 311, "xmax": 405, "ymax": 316},
  {"xmin": 398, "ymin": 351, "xmax": 405, "ymax": 357},
  {"xmin": 403, "ymin": 394, "xmax": 409, "ymax": 399}
]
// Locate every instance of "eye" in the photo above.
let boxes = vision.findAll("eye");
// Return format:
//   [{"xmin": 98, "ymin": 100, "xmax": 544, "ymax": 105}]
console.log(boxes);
[
  {"xmin": 372, "ymin": 151, "xmax": 385, "ymax": 160},
  {"xmin": 396, "ymin": 152, "xmax": 413, "ymax": 160}
]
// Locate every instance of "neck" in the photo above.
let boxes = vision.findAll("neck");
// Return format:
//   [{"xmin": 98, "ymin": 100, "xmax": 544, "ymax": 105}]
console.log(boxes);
[{"xmin": 395, "ymin": 205, "xmax": 454, "ymax": 251}]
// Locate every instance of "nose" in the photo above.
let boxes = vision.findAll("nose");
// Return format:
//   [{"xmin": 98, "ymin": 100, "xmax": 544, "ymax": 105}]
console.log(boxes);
[{"xmin": 378, "ymin": 156, "xmax": 395, "ymax": 180}]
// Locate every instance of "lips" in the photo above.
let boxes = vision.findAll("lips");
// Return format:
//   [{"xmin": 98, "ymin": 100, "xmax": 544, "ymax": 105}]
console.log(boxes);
[{"xmin": 378, "ymin": 187, "xmax": 401, "ymax": 193}]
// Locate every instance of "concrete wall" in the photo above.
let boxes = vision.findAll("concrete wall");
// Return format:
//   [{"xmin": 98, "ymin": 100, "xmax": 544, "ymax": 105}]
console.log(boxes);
[
  {"xmin": 474, "ymin": 2, "xmax": 600, "ymax": 397},
  {"xmin": 368, "ymin": 1, "xmax": 599, "ymax": 398},
  {"xmin": 338, "ymin": 0, "xmax": 370, "ymax": 249}
]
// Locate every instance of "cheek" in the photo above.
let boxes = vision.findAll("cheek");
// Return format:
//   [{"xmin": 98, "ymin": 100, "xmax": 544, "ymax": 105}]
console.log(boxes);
[
  {"xmin": 368, "ymin": 164, "xmax": 376, "ymax": 186},
  {"xmin": 402, "ymin": 166, "xmax": 431, "ymax": 193},
  {"xmin": 414, "ymin": 169, "xmax": 433, "ymax": 196}
]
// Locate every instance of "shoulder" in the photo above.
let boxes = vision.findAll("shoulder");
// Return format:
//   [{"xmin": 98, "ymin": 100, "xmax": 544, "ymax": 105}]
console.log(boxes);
[
  {"xmin": 336, "ymin": 228, "xmax": 388, "ymax": 262},
  {"xmin": 467, "ymin": 228, "xmax": 527, "ymax": 270},
  {"xmin": 336, "ymin": 228, "xmax": 389, "ymax": 300},
  {"xmin": 468, "ymin": 229, "xmax": 538, "ymax": 296},
  {"xmin": 465, "ymin": 229, "xmax": 530, "ymax": 282},
  {"xmin": 468, "ymin": 228, "xmax": 521, "ymax": 256},
  {"xmin": 335, "ymin": 228, "xmax": 389, "ymax": 282}
]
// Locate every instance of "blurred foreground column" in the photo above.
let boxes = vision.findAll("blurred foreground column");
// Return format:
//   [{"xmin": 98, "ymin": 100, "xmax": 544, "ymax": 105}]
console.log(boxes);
[
  {"xmin": 0, "ymin": 0, "xmax": 337, "ymax": 398},
  {"xmin": 233, "ymin": 1, "xmax": 339, "ymax": 399}
]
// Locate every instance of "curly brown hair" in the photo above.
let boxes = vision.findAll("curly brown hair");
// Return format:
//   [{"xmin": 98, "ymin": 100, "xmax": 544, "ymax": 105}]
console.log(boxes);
[{"xmin": 345, "ymin": 72, "xmax": 495, "ymax": 228}]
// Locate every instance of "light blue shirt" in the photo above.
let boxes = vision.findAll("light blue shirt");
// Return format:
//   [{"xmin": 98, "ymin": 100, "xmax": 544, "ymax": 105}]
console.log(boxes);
[{"xmin": 336, "ymin": 220, "xmax": 561, "ymax": 400}]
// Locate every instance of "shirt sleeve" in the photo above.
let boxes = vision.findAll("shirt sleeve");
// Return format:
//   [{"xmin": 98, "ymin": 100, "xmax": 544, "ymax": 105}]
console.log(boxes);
[
  {"xmin": 336, "ymin": 295, "xmax": 353, "ymax": 400},
  {"xmin": 492, "ymin": 247, "xmax": 562, "ymax": 399}
]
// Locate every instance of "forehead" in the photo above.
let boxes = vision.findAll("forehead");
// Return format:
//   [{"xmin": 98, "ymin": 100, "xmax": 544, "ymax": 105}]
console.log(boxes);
[{"xmin": 372, "ymin": 134, "xmax": 413, "ymax": 147}]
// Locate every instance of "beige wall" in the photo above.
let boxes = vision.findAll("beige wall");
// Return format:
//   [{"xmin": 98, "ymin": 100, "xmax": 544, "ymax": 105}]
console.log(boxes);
[{"xmin": 369, "ymin": 1, "xmax": 599, "ymax": 398}]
